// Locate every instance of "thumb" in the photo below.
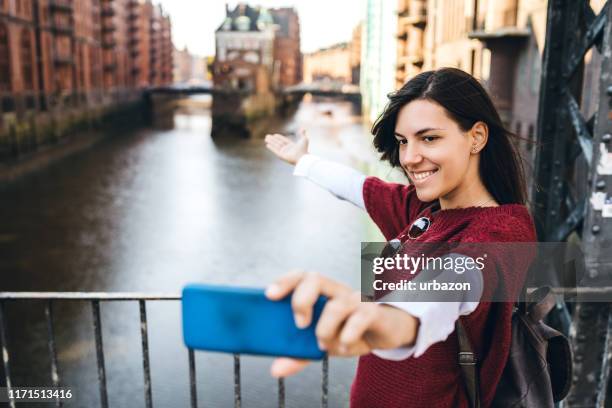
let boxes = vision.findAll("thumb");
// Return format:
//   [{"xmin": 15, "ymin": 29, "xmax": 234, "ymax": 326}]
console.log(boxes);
[{"xmin": 270, "ymin": 358, "xmax": 310, "ymax": 378}]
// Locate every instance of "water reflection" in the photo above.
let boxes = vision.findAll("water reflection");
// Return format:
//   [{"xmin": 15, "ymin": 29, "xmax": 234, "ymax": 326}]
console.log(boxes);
[{"xmin": 0, "ymin": 97, "xmax": 376, "ymax": 407}]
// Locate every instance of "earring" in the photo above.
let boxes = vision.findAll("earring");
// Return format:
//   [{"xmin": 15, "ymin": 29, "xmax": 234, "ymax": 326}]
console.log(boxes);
[{"xmin": 472, "ymin": 146, "xmax": 478, "ymax": 153}]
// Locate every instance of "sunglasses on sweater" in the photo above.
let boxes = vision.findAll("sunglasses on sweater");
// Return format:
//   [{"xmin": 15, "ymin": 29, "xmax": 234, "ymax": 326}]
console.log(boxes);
[{"xmin": 380, "ymin": 216, "xmax": 431, "ymax": 260}]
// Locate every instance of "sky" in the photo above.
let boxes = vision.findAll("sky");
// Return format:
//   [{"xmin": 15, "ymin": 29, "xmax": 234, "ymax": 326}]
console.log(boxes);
[{"xmin": 158, "ymin": 0, "xmax": 364, "ymax": 57}]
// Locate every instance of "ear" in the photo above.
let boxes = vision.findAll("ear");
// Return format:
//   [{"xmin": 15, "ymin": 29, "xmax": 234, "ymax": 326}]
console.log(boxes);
[{"xmin": 469, "ymin": 121, "xmax": 489, "ymax": 154}]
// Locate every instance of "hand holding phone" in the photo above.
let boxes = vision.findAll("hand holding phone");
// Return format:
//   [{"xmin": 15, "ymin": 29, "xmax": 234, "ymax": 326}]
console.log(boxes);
[{"xmin": 182, "ymin": 284, "xmax": 327, "ymax": 359}]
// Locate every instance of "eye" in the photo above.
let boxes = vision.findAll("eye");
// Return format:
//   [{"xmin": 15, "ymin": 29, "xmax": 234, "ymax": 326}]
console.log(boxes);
[
  {"xmin": 396, "ymin": 138, "xmax": 408, "ymax": 145},
  {"xmin": 422, "ymin": 135, "xmax": 438, "ymax": 143}
]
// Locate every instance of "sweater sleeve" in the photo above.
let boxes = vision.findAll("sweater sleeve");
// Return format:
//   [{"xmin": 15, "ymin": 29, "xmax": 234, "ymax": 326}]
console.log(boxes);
[
  {"xmin": 362, "ymin": 176, "xmax": 430, "ymax": 241},
  {"xmin": 371, "ymin": 253, "xmax": 484, "ymax": 360}
]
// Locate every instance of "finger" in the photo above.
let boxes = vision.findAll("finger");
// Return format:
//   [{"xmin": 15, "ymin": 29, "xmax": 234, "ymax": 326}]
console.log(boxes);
[
  {"xmin": 291, "ymin": 272, "xmax": 324, "ymax": 328},
  {"xmin": 333, "ymin": 339, "xmax": 371, "ymax": 356},
  {"xmin": 265, "ymin": 138, "xmax": 290, "ymax": 154},
  {"xmin": 338, "ymin": 304, "xmax": 377, "ymax": 346},
  {"xmin": 265, "ymin": 133, "xmax": 286, "ymax": 144},
  {"xmin": 265, "ymin": 270, "xmax": 305, "ymax": 300},
  {"xmin": 291, "ymin": 272, "xmax": 353, "ymax": 329},
  {"xmin": 267, "ymin": 134, "xmax": 287, "ymax": 145},
  {"xmin": 264, "ymin": 135, "xmax": 285, "ymax": 148},
  {"xmin": 270, "ymin": 358, "xmax": 310, "ymax": 378},
  {"xmin": 315, "ymin": 296, "xmax": 358, "ymax": 345},
  {"xmin": 267, "ymin": 133, "xmax": 291, "ymax": 145}
]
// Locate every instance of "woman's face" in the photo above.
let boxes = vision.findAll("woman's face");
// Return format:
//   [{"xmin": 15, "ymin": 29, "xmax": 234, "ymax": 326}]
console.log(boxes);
[{"xmin": 394, "ymin": 99, "xmax": 482, "ymax": 203}]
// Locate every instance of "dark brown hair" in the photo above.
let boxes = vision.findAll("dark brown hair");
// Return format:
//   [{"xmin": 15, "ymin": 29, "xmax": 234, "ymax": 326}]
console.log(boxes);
[{"xmin": 372, "ymin": 67, "xmax": 527, "ymax": 205}]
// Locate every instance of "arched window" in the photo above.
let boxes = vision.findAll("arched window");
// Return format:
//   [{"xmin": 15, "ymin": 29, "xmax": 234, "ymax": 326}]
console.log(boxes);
[
  {"xmin": 0, "ymin": 23, "xmax": 10, "ymax": 91},
  {"xmin": 20, "ymin": 28, "xmax": 33, "ymax": 90}
]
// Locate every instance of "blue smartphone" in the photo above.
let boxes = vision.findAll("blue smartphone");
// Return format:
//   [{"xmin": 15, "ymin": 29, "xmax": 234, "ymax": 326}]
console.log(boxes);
[{"xmin": 182, "ymin": 284, "xmax": 327, "ymax": 359}]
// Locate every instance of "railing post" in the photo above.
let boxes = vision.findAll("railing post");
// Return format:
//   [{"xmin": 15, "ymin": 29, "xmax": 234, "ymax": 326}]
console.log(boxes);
[
  {"xmin": 91, "ymin": 300, "xmax": 109, "ymax": 408},
  {"xmin": 188, "ymin": 348, "xmax": 197, "ymax": 408},
  {"xmin": 233, "ymin": 354, "xmax": 241, "ymax": 408},
  {"xmin": 321, "ymin": 356, "xmax": 328, "ymax": 408},
  {"xmin": 45, "ymin": 301, "xmax": 61, "ymax": 408},
  {"xmin": 0, "ymin": 301, "xmax": 16, "ymax": 408},
  {"xmin": 139, "ymin": 300, "xmax": 153, "ymax": 408},
  {"xmin": 278, "ymin": 378, "xmax": 285, "ymax": 408}
]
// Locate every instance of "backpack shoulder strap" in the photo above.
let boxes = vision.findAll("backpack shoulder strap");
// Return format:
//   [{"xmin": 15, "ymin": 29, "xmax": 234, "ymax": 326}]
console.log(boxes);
[
  {"xmin": 527, "ymin": 286, "xmax": 556, "ymax": 322},
  {"xmin": 456, "ymin": 319, "xmax": 481, "ymax": 408}
]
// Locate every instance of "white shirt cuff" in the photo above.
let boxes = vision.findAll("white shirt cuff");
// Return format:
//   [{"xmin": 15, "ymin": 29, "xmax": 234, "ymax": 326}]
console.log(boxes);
[
  {"xmin": 371, "ymin": 301, "xmax": 478, "ymax": 361},
  {"xmin": 371, "ymin": 254, "xmax": 483, "ymax": 360}
]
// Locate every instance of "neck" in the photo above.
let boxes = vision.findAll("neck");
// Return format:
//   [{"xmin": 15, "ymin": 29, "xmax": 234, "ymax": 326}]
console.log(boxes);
[{"xmin": 438, "ymin": 178, "xmax": 497, "ymax": 210}]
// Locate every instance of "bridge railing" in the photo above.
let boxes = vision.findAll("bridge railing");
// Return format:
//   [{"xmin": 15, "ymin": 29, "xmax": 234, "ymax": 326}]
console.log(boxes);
[{"xmin": 0, "ymin": 292, "xmax": 329, "ymax": 408}]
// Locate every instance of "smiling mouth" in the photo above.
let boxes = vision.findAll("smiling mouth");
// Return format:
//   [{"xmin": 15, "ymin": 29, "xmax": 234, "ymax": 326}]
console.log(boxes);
[{"xmin": 409, "ymin": 168, "xmax": 439, "ymax": 182}]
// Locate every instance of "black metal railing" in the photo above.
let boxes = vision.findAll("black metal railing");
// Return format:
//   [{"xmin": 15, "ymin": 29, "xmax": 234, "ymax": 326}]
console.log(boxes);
[{"xmin": 0, "ymin": 292, "xmax": 330, "ymax": 408}]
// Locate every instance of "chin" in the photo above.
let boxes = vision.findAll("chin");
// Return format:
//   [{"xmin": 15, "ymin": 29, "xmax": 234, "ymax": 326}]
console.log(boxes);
[{"xmin": 414, "ymin": 187, "xmax": 440, "ymax": 203}]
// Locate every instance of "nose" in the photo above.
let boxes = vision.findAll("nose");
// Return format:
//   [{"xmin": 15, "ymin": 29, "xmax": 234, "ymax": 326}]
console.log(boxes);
[{"xmin": 399, "ymin": 141, "xmax": 423, "ymax": 170}]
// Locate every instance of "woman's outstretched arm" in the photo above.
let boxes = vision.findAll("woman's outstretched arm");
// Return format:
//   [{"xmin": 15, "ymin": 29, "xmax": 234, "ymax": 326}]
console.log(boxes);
[
  {"xmin": 265, "ymin": 132, "xmax": 366, "ymax": 209},
  {"xmin": 293, "ymin": 154, "xmax": 366, "ymax": 209}
]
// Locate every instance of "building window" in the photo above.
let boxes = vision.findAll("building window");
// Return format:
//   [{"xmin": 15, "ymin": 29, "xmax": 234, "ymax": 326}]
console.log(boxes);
[
  {"xmin": 21, "ymin": 28, "xmax": 33, "ymax": 90},
  {"xmin": 0, "ymin": 23, "xmax": 10, "ymax": 91}
]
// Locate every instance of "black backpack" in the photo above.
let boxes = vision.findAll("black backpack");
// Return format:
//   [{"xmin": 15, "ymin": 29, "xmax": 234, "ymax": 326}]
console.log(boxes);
[{"xmin": 456, "ymin": 286, "xmax": 573, "ymax": 407}]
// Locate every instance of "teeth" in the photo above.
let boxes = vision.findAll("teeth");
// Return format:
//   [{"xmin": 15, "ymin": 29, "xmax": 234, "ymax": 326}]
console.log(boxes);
[{"xmin": 412, "ymin": 170, "xmax": 437, "ymax": 180}]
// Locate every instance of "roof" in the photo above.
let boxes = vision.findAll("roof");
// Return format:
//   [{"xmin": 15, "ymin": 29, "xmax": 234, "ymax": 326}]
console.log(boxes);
[
  {"xmin": 272, "ymin": 12, "xmax": 289, "ymax": 36},
  {"xmin": 270, "ymin": 8, "xmax": 298, "ymax": 37},
  {"xmin": 216, "ymin": 3, "xmax": 275, "ymax": 32}
]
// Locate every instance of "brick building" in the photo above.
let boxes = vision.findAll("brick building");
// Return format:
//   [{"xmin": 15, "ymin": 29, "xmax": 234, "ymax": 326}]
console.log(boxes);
[
  {"xmin": 131, "ymin": 0, "xmax": 170, "ymax": 88},
  {"xmin": 0, "ymin": 0, "xmax": 173, "ymax": 116},
  {"xmin": 0, "ymin": 0, "xmax": 45, "ymax": 112},
  {"xmin": 213, "ymin": 4, "xmax": 277, "ymax": 93},
  {"xmin": 303, "ymin": 42, "xmax": 352, "ymax": 84},
  {"xmin": 396, "ymin": 0, "xmax": 426, "ymax": 88},
  {"xmin": 173, "ymin": 46, "xmax": 209, "ymax": 84},
  {"xmin": 300, "ymin": 22, "xmax": 360, "ymax": 86},
  {"xmin": 159, "ymin": 10, "xmax": 172, "ymax": 85},
  {"xmin": 270, "ymin": 7, "xmax": 301, "ymax": 87},
  {"xmin": 101, "ymin": 0, "xmax": 131, "ymax": 92},
  {"xmin": 213, "ymin": 4, "xmax": 302, "ymax": 92}
]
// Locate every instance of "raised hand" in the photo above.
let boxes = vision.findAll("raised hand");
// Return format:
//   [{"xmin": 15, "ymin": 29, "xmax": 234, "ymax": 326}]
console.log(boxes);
[
  {"xmin": 264, "ymin": 129, "xmax": 309, "ymax": 166},
  {"xmin": 265, "ymin": 271, "xmax": 419, "ymax": 378}
]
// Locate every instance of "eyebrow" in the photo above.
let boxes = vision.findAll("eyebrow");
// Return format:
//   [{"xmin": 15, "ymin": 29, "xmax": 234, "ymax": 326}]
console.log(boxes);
[{"xmin": 394, "ymin": 128, "xmax": 444, "ymax": 138}]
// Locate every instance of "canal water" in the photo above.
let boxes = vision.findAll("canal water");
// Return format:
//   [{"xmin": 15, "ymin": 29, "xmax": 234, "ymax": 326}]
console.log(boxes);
[{"xmin": 0, "ymin": 96, "xmax": 396, "ymax": 407}]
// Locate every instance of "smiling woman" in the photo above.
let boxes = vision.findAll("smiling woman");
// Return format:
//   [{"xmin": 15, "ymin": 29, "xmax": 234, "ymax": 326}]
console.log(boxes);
[{"xmin": 264, "ymin": 67, "xmax": 537, "ymax": 408}]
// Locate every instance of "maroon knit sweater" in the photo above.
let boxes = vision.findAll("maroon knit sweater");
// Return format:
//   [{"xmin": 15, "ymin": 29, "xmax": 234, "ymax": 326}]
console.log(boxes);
[{"xmin": 350, "ymin": 177, "xmax": 537, "ymax": 408}]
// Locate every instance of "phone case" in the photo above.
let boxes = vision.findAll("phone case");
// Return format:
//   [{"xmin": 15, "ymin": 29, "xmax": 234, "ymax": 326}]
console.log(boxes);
[{"xmin": 182, "ymin": 284, "xmax": 327, "ymax": 359}]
